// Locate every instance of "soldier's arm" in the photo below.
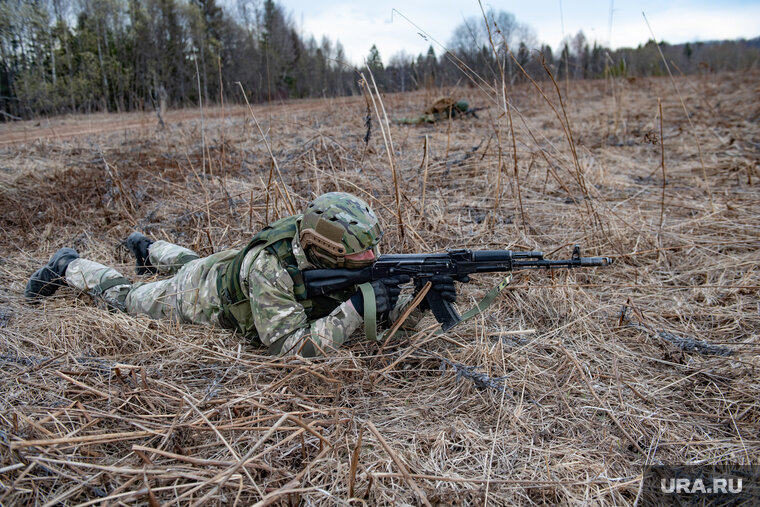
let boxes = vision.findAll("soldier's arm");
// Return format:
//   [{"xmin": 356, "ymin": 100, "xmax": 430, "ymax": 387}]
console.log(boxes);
[{"xmin": 246, "ymin": 251, "xmax": 363, "ymax": 357}]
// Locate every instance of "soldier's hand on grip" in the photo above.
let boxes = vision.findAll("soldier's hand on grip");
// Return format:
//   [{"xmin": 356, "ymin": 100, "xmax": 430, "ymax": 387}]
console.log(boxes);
[
  {"xmin": 349, "ymin": 275, "xmax": 410, "ymax": 316},
  {"xmin": 415, "ymin": 274, "xmax": 468, "ymax": 310}
]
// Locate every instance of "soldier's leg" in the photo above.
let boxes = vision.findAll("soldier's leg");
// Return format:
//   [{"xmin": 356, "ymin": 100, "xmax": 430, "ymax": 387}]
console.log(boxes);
[
  {"xmin": 64, "ymin": 258, "xmax": 132, "ymax": 309},
  {"xmin": 64, "ymin": 255, "xmax": 200, "ymax": 323},
  {"xmin": 29, "ymin": 247, "xmax": 230, "ymax": 326},
  {"xmin": 124, "ymin": 249, "xmax": 236, "ymax": 324},
  {"xmin": 147, "ymin": 240, "xmax": 200, "ymax": 275},
  {"xmin": 122, "ymin": 272, "xmax": 184, "ymax": 321},
  {"xmin": 65, "ymin": 255, "xmax": 200, "ymax": 323},
  {"xmin": 126, "ymin": 232, "xmax": 199, "ymax": 276}
]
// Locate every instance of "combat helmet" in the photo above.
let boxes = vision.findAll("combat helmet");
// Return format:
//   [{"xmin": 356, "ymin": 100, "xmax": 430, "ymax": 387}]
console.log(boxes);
[{"xmin": 299, "ymin": 192, "xmax": 383, "ymax": 269}]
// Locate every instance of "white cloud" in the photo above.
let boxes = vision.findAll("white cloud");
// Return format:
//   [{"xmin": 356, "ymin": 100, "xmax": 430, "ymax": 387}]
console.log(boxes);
[
  {"xmin": 534, "ymin": 1, "xmax": 760, "ymax": 50},
  {"xmin": 614, "ymin": 6, "xmax": 760, "ymax": 47},
  {"xmin": 301, "ymin": 3, "xmax": 456, "ymax": 65},
  {"xmin": 286, "ymin": 0, "xmax": 760, "ymax": 64}
]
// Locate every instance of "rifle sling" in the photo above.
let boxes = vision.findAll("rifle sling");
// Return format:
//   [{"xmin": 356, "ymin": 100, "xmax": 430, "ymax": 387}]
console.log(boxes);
[
  {"xmin": 456, "ymin": 274, "xmax": 512, "ymax": 325},
  {"xmin": 373, "ymin": 274, "xmax": 512, "ymax": 342},
  {"xmin": 358, "ymin": 282, "xmax": 377, "ymax": 342}
]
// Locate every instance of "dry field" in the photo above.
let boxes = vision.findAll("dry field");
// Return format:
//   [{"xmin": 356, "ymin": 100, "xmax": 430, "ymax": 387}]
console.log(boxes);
[{"xmin": 0, "ymin": 71, "xmax": 758, "ymax": 505}]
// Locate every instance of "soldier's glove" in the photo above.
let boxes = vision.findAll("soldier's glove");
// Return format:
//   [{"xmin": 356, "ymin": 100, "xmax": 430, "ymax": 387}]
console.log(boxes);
[
  {"xmin": 349, "ymin": 275, "xmax": 410, "ymax": 317},
  {"xmin": 414, "ymin": 274, "xmax": 470, "ymax": 311}
]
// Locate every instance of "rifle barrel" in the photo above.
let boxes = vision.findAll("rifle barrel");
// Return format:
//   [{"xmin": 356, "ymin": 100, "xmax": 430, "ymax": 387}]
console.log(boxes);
[{"xmin": 512, "ymin": 257, "xmax": 612, "ymax": 268}]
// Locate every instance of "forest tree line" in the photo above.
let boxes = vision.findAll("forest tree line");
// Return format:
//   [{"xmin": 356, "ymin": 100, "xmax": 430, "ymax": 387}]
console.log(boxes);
[{"xmin": 1, "ymin": 0, "xmax": 759, "ymax": 120}]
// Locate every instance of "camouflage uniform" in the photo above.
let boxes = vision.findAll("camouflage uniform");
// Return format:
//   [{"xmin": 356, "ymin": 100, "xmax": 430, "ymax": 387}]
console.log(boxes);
[
  {"xmin": 64, "ymin": 235, "xmax": 416, "ymax": 357},
  {"xmin": 397, "ymin": 97, "xmax": 470, "ymax": 125}
]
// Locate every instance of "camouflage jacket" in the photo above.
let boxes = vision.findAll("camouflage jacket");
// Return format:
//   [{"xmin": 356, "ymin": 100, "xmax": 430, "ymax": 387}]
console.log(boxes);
[{"xmin": 237, "ymin": 228, "xmax": 418, "ymax": 357}]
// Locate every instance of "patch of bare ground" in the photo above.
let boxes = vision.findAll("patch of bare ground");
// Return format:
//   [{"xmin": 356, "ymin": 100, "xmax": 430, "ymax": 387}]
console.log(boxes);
[{"xmin": 0, "ymin": 70, "xmax": 758, "ymax": 505}]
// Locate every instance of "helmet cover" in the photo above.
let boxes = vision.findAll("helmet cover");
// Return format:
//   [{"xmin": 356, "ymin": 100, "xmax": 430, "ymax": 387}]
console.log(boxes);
[{"xmin": 299, "ymin": 192, "xmax": 383, "ymax": 268}]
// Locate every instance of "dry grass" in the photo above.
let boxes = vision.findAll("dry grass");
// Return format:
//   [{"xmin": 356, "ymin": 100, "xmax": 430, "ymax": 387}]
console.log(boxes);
[{"xmin": 0, "ymin": 70, "xmax": 758, "ymax": 505}]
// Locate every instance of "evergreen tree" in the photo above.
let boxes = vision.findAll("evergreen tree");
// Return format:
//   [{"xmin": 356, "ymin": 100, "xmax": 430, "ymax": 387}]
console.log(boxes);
[
  {"xmin": 0, "ymin": 0, "xmax": 758, "ymax": 121},
  {"xmin": 366, "ymin": 44, "xmax": 385, "ymax": 88}
]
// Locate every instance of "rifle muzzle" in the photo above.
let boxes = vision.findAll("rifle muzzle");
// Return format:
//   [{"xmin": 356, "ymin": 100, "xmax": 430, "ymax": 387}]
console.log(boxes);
[{"xmin": 581, "ymin": 256, "xmax": 614, "ymax": 266}]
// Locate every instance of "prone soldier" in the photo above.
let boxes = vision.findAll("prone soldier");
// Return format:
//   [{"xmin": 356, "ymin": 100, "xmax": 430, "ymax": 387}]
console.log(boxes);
[
  {"xmin": 397, "ymin": 96, "xmax": 481, "ymax": 125},
  {"xmin": 25, "ymin": 193, "xmax": 458, "ymax": 357}
]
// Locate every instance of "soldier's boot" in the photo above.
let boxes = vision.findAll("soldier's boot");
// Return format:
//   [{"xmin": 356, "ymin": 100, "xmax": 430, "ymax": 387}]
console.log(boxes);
[
  {"xmin": 25, "ymin": 248, "xmax": 80, "ymax": 299},
  {"xmin": 125, "ymin": 232, "xmax": 156, "ymax": 275}
]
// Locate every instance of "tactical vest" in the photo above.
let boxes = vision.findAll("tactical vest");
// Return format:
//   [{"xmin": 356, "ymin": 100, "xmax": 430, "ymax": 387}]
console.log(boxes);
[{"xmin": 216, "ymin": 214, "xmax": 350, "ymax": 345}]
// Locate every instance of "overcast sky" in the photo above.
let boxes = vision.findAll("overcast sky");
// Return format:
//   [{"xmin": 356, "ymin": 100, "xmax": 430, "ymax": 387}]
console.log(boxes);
[{"xmin": 276, "ymin": 0, "xmax": 760, "ymax": 65}]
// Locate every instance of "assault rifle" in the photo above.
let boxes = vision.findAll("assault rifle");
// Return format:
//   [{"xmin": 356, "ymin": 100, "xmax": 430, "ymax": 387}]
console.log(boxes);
[{"xmin": 303, "ymin": 245, "xmax": 613, "ymax": 331}]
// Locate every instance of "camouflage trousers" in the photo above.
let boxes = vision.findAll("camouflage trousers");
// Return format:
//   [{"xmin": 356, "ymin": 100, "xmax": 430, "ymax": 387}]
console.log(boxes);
[{"xmin": 64, "ymin": 240, "xmax": 237, "ymax": 326}]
